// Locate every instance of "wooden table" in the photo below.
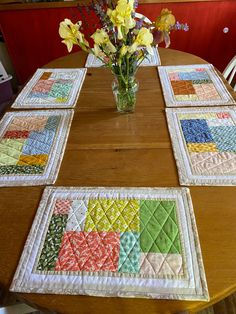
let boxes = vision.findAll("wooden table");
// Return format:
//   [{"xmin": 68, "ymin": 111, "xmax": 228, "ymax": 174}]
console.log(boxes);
[{"xmin": 0, "ymin": 48, "xmax": 236, "ymax": 314}]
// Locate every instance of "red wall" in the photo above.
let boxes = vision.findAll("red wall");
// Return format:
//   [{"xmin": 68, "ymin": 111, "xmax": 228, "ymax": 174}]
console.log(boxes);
[{"xmin": 0, "ymin": 1, "xmax": 235, "ymax": 84}]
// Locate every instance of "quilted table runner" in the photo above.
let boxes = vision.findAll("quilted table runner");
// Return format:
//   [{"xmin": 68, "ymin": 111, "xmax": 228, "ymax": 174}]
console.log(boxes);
[
  {"xmin": 85, "ymin": 47, "xmax": 161, "ymax": 67},
  {"xmin": 12, "ymin": 68, "xmax": 87, "ymax": 109},
  {"xmin": 11, "ymin": 187, "xmax": 209, "ymax": 301},
  {"xmin": 158, "ymin": 64, "xmax": 236, "ymax": 107},
  {"xmin": 0, "ymin": 110, "xmax": 73, "ymax": 186},
  {"xmin": 166, "ymin": 107, "xmax": 236, "ymax": 185}
]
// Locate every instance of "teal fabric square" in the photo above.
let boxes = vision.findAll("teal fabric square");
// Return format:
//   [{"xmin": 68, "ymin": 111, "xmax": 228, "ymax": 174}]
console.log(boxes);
[
  {"xmin": 118, "ymin": 232, "xmax": 140, "ymax": 273},
  {"xmin": 210, "ymin": 126, "xmax": 236, "ymax": 152},
  {"xmin": 49, "ymin": 81, "xmax": 73, "ymax": 99}
]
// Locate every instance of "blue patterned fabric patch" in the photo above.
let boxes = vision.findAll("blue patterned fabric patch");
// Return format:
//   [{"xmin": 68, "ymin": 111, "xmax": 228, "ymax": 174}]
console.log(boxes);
[
  {"xmin": 210, "ymin": 126, "xmax": 236, "ymax": 152},
  {"xmin": 178, "ymin": 71, "xmax": 210, "ymax": 81},
  {"xmin": 180, "ymin": 119, "xmax": 214, "ymax": 143},
  {"xmin": 45, "ymin": 116, "xmax": 61, "ymax": 131},
  {"xmin": 118, "ymin": 232, "xmax": 140, "ymax": 273},
  {"xmin": 23, "ymin": 129, "xmax": 55, "ymax": 155}
]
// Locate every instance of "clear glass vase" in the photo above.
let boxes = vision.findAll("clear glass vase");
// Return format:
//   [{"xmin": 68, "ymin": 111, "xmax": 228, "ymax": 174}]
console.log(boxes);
[{"xmin": 112, "ymin": 74, "xmax": 139, "ymax": 113}]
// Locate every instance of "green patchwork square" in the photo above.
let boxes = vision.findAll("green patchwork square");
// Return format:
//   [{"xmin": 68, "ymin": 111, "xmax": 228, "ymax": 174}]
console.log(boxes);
[
  {"xmin": 84, "ymin": 199, "xmax": 139, "ymax": 232},
  {"xmin": 0, "ymin": 139, "xmax": 26, "ymax": 165},
  {"xmin": 140, "ymin": 200, "xmax": 182, "ymax": 254}
]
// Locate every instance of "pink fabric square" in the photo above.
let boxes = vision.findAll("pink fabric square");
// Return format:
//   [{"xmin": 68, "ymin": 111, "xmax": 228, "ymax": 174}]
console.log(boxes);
[
  {"xmin": 196, "ymin": 68, "xmax": 205, "ymax": 72},
  {"xmin": 53, "ymin": 199, "xmax": 72, "ymax": 215},
  {"xmin": 55, "ymin": 231, "xmax": 120, "ymax": 272},
  {"xmin": 216, "ymin": 112, "xmax": 230, "ymax": 119},
  {"xmin": 32, "ymin": 80, "xmax": 54, "ymax": 93},
  {"xmin": 168, "ymin": 72, "xmax": 180, "ymax": 81}
]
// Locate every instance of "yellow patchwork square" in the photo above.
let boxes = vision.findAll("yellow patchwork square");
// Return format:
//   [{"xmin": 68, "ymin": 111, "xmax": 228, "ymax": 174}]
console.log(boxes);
[
  {"xmin": 187, "ymin": 143, "xmax": 218, "ymax": 153},
  {"xmin": 178, "ymin": 113, "xmax": 217, "ymax": 120},
  {"xmin": 17, "ymin": 154, "xmax": 48, "ymax": 166},
  {"xmin": 174, "ymin": 95, "xmax": 198, "ymax": 101},
  {"xmin": 0, "ymin": 139, "xmax": 26, "ymax": 165},
  {"xmin": 84, "ymin": 198, "xmax": 140, "ymax": 232}
]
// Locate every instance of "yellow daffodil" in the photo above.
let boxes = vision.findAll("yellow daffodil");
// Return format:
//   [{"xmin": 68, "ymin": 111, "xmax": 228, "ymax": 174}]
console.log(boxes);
[
  {"xmin": 91, "ymin": 29, "xmax": 116, "ymax": 56},
  {"xmin": 59, "ymin": 19, "xmax": 89, "ymax": 52},
  {"xmin": 107, "ymin": 0, "xmax": 135, "ymax": 39},
  {"xmin": 155, "ymin": 9, "xmax": 175, "ymax": 32},
  {"xmin": 129, "ymin": 27, "xmax": 153, "ymax": 54}
]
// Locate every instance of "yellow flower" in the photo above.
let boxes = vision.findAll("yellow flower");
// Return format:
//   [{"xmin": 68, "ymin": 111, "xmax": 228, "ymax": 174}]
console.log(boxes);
[
  {"xmin": 107, "ymin": 0, "xmax": 135, "ymax": 39},
  {"xmin": 129, "ymin": 27, "xmax": 153, "ymax": 54},
  {"xmin": 59, "ymin": 19, "xmax": 89, "ymax": 52},
  {"xmin": 91, "ymin": 29, "xmax": 116, "ymax": 56},
  {"xmin": 120, "ymin": 45, "xmax": 128, "ymax": 57},
  {"xmin": 155, "ymin": 9, "xmax": 175, "ymax": 32}
]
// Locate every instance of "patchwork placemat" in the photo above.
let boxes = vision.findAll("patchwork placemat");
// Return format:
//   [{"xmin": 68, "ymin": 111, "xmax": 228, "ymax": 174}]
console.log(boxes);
[
  {"xmin": 0, "ymin": 110, "xmax": 73, "ymax": 186},
  {"xmin": 158, "ymin": 64, "xmax": 236, "ymax": 107},
  {"xmin": 85, "ymin": 47, "xmax": 161, "ymax": 67},
  {"xmin": 12, "ymin": 68, "xmax": 87, "ymax": 109},
  {"xmin": 10, "ymin": 186, "xmax": 209, "ymax": 301},
  {"xmin": 166, "ymin": 106, "xmax": 236, "ymax": 185}
]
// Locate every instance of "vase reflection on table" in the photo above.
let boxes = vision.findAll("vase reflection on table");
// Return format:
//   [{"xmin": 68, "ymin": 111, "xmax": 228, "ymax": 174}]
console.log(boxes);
[{"xmin": 58, "ymin": 0, "xmax": 188, "ymax": 113}]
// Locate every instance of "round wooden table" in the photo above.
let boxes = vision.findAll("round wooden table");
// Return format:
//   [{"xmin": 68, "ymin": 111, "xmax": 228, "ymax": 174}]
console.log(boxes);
[{"xmin": 1, "ymin": 48, "xmax": 236, "ymax": 314}]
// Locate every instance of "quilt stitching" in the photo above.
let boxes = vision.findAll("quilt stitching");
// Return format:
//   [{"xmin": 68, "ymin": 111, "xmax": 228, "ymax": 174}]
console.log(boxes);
[
  {"xmin": 36, "ymin": 197, "xmax": 184, "ymax": 279},
  {"xmin": 166, "ymin": 107, "xmax": 236, "ymax": 185}
]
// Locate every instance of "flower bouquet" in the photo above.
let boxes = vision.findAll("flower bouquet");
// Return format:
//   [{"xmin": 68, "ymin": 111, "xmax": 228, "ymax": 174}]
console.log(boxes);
[{"xmin": 59, "ymin": 1, "xmax": 188, "ymax": 113}]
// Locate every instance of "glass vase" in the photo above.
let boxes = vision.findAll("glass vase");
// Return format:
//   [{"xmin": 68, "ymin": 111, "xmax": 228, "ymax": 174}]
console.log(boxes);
[{"xmin": 112, "ymin": 74, "xmax": 139, "ymax": 113}]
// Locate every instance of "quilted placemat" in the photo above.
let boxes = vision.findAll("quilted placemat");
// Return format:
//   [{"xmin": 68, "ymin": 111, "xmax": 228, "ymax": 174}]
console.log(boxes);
[
  {"xmin": 12, "ymin": 68, "xmax": 87, "ymax": 109},
  {"xmin": 0, "ymin": 110, "xmax": 73, "ymax": 186},
  {"xmin": 158, "ymin": 64, "xmax": 236, "ymax": 107},
  {"xmin": 166, "ymin": 106, "xmax": 236, "ymax": 185},
  {"xmin": 85, "ymin": 47, "xmax": 161, "ymax": 67},
  {"xmin": 10, "ymin": 186, "xmax": 209, "ymax": 301}
]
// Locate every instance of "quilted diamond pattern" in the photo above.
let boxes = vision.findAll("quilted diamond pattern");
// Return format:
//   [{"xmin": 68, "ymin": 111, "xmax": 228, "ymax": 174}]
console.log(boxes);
[
  {"xmin": 140, "ymin": 200, "xmax": 181, "ymax": 254},
  {"xmin": 36, "ymin": 196, "xmax": 184, "ymax": 279},
  {"xmin": 84, "ymin": 199, "xmax": 139, "ymax": 232}
]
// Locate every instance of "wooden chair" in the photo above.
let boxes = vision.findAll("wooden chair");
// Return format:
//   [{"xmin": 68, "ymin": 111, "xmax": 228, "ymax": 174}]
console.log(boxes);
[{"xmin": 223, "ymin": 55, "xmax": 236, "ymax": 91}]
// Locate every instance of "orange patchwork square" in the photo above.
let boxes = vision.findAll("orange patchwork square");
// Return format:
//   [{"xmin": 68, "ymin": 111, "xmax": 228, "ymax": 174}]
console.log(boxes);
[
  {"xmin": 39, "ymin": 72, "xmax": 52, "ymax": 80},
  {"xmin": 17, "ymin": 154, "xmax": 48, "ymax": 166},
  {"xmin": 55, "ymin": 231, "xmax": 120, "ymax": 272},
  {"xmin": 171, "ymin": 80, "xmax": 196, "ymax": 96}
]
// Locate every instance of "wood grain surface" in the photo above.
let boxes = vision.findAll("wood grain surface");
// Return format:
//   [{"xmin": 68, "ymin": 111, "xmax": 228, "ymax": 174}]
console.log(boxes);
[{"xmin": 0, "ymin": 48, "xmax": 236, "ymax": 314}]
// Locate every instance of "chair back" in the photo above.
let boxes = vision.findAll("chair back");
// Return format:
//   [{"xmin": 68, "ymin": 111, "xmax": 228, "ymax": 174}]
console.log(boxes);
[
  {"xmin": 223, "ymin": 55, "xmax": 236, "ymax": 91},
  {"xmin": 134, "ymin": 12, "xmax": 152, "ymax": 25}
]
